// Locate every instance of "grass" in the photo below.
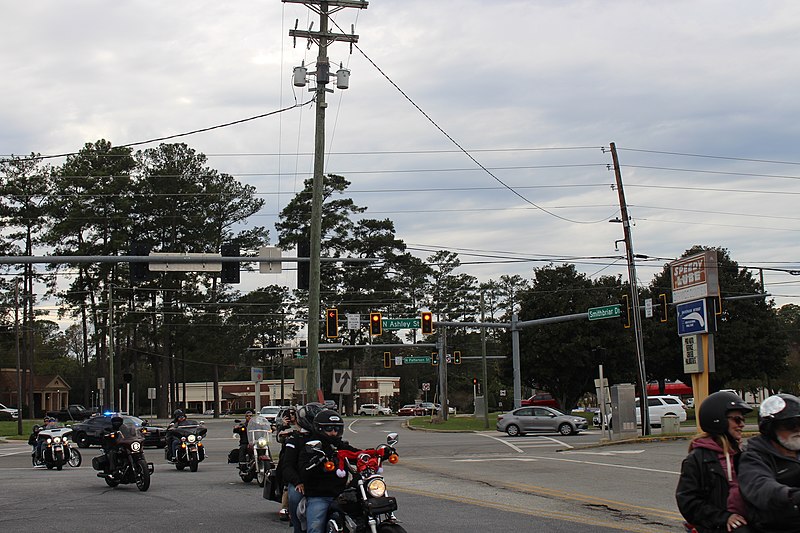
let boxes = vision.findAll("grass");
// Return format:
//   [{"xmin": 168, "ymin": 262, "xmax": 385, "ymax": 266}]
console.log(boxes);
[
  {"xmin": 406, "ymin": 412, "xmax": 501, "ymax": 431},
  {"xmin": 0, "ymin": 420, "xmax": 38, "ymax": 440}
]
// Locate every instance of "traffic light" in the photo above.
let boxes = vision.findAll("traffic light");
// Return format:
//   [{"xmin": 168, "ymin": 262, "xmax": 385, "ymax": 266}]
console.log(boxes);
[
  {"xmin": 369, "ymin": 312, "xmax": 382, "ymax": 336},
  {"xmin": 431, "ymin": 352, "xmax": 439, "ymax": 366},
  {"xmin": 298, "ymin": 340, "xmax": 307, "ymax": 358},
  {"xmin": 472, "ymin": 377, "xmax": 478, "ymax": 385},
  {"xmin": 619, "ymin": 294, "xmax": 631, "ymax": 328},
  {"xmin": 297, "ymin": 239, "xmax": 310, "ymax": 290},
  {"xmin": 655, "ymin": 293, "xmax": 668, "ymax": 323},
  {"xmin": 383, "ymin": 352, "xmax": 391, "ymax": 369},
  {"xmin": 453, "ymin": 351, "xmax": 461, "ymax": 364},
  {"xmin": 221, "ymin": 244, "xmax": 240, "ymax": 284},
  {"xmin": 421, "ymin": 311, "xmax": 433, "ymax": 334},
  {"xmin": 129, "ymin": 242, "xmax": 151, "ymax": 284},
  {"xmin": 326, "ymin": 308, "xmax": 339, "ymax": 338}
]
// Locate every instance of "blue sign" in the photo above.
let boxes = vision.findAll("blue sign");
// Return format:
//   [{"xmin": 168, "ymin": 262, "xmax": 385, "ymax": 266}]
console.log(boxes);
[{"xmin": 677, "ymin": 299, "xmax": 709, "ymax": 336}]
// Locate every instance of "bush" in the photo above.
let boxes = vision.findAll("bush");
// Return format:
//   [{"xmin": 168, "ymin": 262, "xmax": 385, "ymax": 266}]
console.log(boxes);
[{"xmin": 0, "ymin": 411, "xmax": 12, "ymax": 421}]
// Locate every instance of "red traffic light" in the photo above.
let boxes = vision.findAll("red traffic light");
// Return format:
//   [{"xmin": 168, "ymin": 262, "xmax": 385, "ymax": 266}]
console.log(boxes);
[{"xmin": 326, "ymin": 308, "xmax": 338, "ymax": 338}]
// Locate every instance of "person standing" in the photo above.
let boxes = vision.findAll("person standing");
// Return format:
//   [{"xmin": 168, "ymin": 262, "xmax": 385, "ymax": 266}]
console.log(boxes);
[
  {"xmin": 676, "ymin": 391, "xmax": 752, "ymax": 532},
  {"xmin": 738, "ymin": 393, "xmax": 800, "ymax": 532}
]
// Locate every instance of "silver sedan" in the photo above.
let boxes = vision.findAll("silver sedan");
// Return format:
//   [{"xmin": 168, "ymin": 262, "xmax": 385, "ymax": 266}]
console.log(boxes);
[{"xmin": 496, "ymin": 406, "xmax": 588, "ymax": 436}]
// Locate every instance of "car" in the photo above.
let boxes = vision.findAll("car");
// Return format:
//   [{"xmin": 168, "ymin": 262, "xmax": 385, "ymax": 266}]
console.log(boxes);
[
  {"xmin": 0, "ymin": 402, "xmax": 19, "ymax": 420},
  {"xmin": 496, "ymin": 406, "xmax": 588, "ymax": 436},
  {"xmin": 358, "ymin": 404, "xmax": 392, "ymax": 416},
  {"xmin": 419, "ymin": 402, "xmax": 436, "ymax": 415},
  {"xmin": 397, "ymin": 404, "xmax": 424, "ymax": 416},
  {"xmin": 70, "ymin": 414, "xmax": 167, "ymax": 448},
  {"xmin": 603, "ymin": 395, "xmax": 687, "ymax": 429},
  {"xmin": 259, "ymin": 405, "xmax": 289, "ymax": 424},
  {"xmin": 520, "ymin": 392, "xmax": 560, "ymax": 409},
  {"xmin": 434, "ymin": 403, "xmax": 456, "ymax": 415},
  {"xmin": 323, "ymin": 400, "xmax": 338, "ymax": 411}
]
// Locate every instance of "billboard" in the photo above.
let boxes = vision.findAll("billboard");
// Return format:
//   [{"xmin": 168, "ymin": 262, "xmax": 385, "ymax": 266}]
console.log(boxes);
[{"xmin": 670, "ymin": 250, "xmax": 720, "ymax": 304}]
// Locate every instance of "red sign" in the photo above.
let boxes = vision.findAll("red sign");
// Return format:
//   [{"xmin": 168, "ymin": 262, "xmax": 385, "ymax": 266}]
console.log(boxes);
[{"xmin": 669, "ymin": 250, "xmax": 719, "ymax": 304}]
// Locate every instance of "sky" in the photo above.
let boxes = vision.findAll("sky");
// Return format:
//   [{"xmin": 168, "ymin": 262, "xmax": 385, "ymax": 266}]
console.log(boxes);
[{"xmin": 2, "ymin": 0, "xmax": 800, "ymax": 323}]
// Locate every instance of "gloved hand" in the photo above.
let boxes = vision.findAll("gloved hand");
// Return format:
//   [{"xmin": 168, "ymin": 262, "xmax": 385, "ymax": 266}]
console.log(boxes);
[{"xmin": 790, "ymin": 489, "xmax": 800, "ymax": 507}]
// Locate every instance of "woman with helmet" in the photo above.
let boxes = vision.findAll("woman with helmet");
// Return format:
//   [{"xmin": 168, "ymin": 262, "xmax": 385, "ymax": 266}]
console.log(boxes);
[
  {"xmin": 738, "ymin": 393, "xmax": 800, "ymax": 532},
  {"xmin": 298, "ymin": 409, "xmax": 359, "ymax": 533},
  {"xmin": 275, "ymin": 407, "xmax": 302, "ymax": 521},
  {"xmin": 282, "ymin": 403, "xmax": 323, "ymax": 533},
  {"xmin": 676, "ymin": 391, "xmax": 753, "ymax": 532}
]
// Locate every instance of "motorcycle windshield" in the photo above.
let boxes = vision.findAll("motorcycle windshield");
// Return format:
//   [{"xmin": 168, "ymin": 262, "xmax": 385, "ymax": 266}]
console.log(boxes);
[
  {"xmin": 118, "ymin": 422, "xmax": 142, "ymax": 440},
  {"xmin": 171, "ymin": 421, "xmax": 207, "ymax": 438},
  {"xmin": 247, "ymin": 416, "xmax": 272, "ymax": 444}
]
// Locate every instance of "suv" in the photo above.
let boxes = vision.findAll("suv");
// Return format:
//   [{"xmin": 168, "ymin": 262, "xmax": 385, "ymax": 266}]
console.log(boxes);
[
  {"xmin": 358, "ymin": 404, "xmax": 392, "ymax": 416},
  {"xmin": 0, "ymin": 402, "xmax": 18, "ymax": 420},
  {"xmin": 603, "ymin": 395, "xmax": 687, "ymax": 428}
]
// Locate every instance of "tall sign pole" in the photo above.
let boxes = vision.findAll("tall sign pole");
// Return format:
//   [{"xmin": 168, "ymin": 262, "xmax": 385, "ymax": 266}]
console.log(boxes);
[
  {"xmin": 610, "ymin": 142, "xmax": 651, "ymax": 435},
  {"xmin": 286, "ymin": 0, "xmax": 367, "ymax": 400}
]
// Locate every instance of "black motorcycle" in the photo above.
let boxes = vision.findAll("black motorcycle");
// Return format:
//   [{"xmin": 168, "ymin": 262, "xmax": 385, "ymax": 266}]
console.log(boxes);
[
  {"xmin": 230, "ymin": 417, "xmax": 273, "ymax": 484},
  {"xmin": 304, "ymin": 432, "xmax": 406, "ymax": 533},
  {"xmin": 91, "ymin": 424, "xmax": 153, "ymax": 491},
  {"xmin": 165, "ymin": 420, "xmax": 207, "ymax": 472}
]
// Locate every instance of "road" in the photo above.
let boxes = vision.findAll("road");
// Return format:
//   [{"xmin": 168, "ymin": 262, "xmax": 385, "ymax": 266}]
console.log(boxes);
[{"xmin": 0, "ymin": 416, "xmax": 693, "ymax": 532}]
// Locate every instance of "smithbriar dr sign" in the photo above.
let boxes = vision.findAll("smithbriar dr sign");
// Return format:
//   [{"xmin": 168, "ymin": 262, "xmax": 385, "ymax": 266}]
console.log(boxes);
[{"xmin": 588, "ymin": 304, "xmax": 621, "ymax": 321}]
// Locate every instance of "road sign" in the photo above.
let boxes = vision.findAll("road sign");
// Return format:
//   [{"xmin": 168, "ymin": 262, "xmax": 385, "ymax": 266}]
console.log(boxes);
[
  {"xmin": 403, "ymin": 356, "xmax": 431, "ymax": 364},
  {"xmin": 644, "ymin": 298, "xmax": 653, "ymax": 318},
  {"xmin": 251, "ymin": 367, "xmax": 264, "ymax": 382},
  {"xmin": 588, "ymin": 304, "xmax": 621, "ymax": 320},
  {"xmin": 422, "ymin": 382, "xmax": 430, "ymax": 391},
  {"xmin": 677, "ymin": 299, "xmax": 709, "ymax": 336},
  {"xmin": 147, "ymin": 387, "xmax": 156, "ymax": 400},
  {"xmin": 383, "ymin": 318, "xmax": 421, "ymax": 330},
  {"xmin": 332, "ymin": 369, "xmax": 352, "ymax": 395},
  {"xmin": 258, "ymin": 246, "xmax": 282, "ymax": 273},
  {"xmin": 346, "ymin": 313, "xmax": 360, "ymax": 330}
]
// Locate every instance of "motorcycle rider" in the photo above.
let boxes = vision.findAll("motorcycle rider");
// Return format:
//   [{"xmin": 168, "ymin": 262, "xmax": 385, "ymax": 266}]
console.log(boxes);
[
  {"xmin": 166, "ymin": 409, "xmax": 191, "ymax": 461},
  {"xmin": 235, "ymin": 410, "xmax": 254, "ymax": 471},
  {"xmin": 101, "ymin": 415, "xmax": 126, "ymax": 479},
  {"xmin": 298, "ymin": 409, "xmax": 359, "ymax": 533},
  {"xmin": 676, "ymin": 391, "xmax": 752, "ymax": 533},
  {"xmin": 283, "ymin": 403, "xmax": 323, "ymax": 533},
  {"xmin": 738, "ymin": 393, "xmax": 800, "ymax": 532},
  {"xmin": 275, "ymin": 407, "xmax": 302, "ymax": 521},
  {"xmin": 29, "ymin": 416, "xmax": 58, "ymax": 465}
]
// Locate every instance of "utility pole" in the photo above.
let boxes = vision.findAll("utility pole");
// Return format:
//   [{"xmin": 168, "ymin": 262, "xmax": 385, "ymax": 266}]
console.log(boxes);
[
  {"xmin": 287, "ymin": 0, "xmax": 367, "ymax": 398},
  {"xmin": 609, "ymin": 142, "xmax": 651, "ymax": 435}
]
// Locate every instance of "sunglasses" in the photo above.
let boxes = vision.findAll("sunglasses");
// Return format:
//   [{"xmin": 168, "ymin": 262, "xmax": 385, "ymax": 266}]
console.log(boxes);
[
  {"xmin": 727, "ymin": 415, "xmax": 746, "ymax": 425},
  {"xmin": 777, "ymin": 418, "xmax": 800, "ymax": 431},
  {"xmin": 320, "ymin": 425, "xmax": 340, "ymax": 433}
]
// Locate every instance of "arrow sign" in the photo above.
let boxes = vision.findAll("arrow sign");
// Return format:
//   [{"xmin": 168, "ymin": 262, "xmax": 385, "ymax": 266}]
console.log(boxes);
[{"xmin": 332, "ymin": 369, "xmax": 352, "ymax": 394}]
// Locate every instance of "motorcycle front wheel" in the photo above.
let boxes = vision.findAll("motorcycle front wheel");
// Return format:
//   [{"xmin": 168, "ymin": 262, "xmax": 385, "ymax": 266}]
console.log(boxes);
[
  {"xmin": 105, "ymin": 474, "xmax": 120, "ymax": 487},
  {"xmin": 377, "ymin": 523, "xmax": 407, "ymax": 533},
  {"xmin": 189, "ymin": 457, "xmax": 198, "ymax": 473},
  {"xmin": 68, "ymin": 448, "xmax": 82, "ymax": 468},
  {"xmin": 135, "ymin": 459, "xmax": 151, "ymax": 491}
]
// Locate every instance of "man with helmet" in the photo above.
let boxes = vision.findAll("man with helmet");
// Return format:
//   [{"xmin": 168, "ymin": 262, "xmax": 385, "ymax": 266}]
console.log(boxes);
[
  {"xmin": 282, "ymin": 403, "xmax": 323, "ymax": 533},
  {"xmin": 739, "ymin": 393, "xmax": 800, "ymax": 531},
  {"xmin": 298, "ymin": 408, "xmax": 359, "ymax": 533},
  {"xmin": 101, "ymin": 415, "xmax": 126, "ymax": 479},
  {"xmin": 234, "ymin": 410, "xmax": 254, "ymax": 470},
  {"xmin": 29, "ymin": 416, "xmax": 60, "ymax": 465},
  {"xmin": 166, "ymin": 409, "xmax": 191, "ymax": 461},
  {"xmin": 676, "ymin": 391, "xmax": 753, "ymax": 532}
]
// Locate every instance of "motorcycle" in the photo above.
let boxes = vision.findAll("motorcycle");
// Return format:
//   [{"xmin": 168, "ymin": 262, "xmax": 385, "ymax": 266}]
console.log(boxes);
[
  {"xmin": 165, "ymin": 420, "xmax": 207, "ymax": 472},
  {"xmin": 304, "ymin": 432, "xmax": 406, "ymax": 533},
  {"xmin": 229, "ymin": 415, "xmax": 274, "ymax": 485},
  {"xmin": 31, "ymin": 426, "xmax": 79, "ymax": 470},
  {"xmin": 91, "ymin": 422, "xmax": 153, "ymax": 491}
]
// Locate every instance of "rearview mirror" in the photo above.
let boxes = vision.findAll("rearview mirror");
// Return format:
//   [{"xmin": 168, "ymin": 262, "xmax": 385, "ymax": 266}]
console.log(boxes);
[{"xmin": 387, "ymin": 432, "xmax": 398, "ymax": 447}]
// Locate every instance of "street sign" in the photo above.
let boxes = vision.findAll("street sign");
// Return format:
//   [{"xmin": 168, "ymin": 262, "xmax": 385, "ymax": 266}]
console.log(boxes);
[
  {"xmin": 588, "ymin": 304, "xmax": 621, "ymax": 321},
  {"xmin": 147, "ymin": 387, "xmax": 156, "ymax": 400},
  {"xmin": 251, "ymin": 367, "xmax": 264, "ymax": 382},
  {"xmin": 332, "ymin": 369, "xmax": 352, "ymax": 395},
  {"xmin": 644, "ymin": 298, "xmax": 653, "ymax": 318},
  {"xmin": 677, "ymin": 299, "xmax": 709, "ymax": 336},
  {"xmin": 382, "ymin": 318, "xmax": 421, "ymax": 330},
  {"xmin": 422, "ymin": 382, "xmax": 430, "ymax": 391},
  {"xmin": 258, "ymin": 246, "xmax": 282, "ymax": 273},
  {"xmin": 346, "ymin": 313, "xmax": 360, "ymax": 330},
  {"xmin": 403, "ymin": 356, "xmax": 431, "ymax": 364}
]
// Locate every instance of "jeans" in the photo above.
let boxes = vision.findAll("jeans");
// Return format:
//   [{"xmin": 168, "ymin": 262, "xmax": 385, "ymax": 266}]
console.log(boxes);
[
  {"xmin": 287, "ymin": 484, "xmax": 304, "ymax": 533},
  {"xmin": 305, "ymin": 495, "xmax": 334, "ymax": 533}
]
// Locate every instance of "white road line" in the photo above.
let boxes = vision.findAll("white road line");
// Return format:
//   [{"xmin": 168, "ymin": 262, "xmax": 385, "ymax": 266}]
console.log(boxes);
[{"xmin": 476, "ymin": 432, "xmax": 524, "ymax": 453}]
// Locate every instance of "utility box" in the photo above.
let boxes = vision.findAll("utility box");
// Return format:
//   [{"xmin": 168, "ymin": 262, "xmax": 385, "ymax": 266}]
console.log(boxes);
[
  {"xmin": 661, "ymin": 414, "xmax": 680, "ymax": 434},
  {"xmin": 610, "ymin": 383, "xmax": 637, "ymax": 440},
  {"xmin": 474, "ymin": 395, "xmax": 485, "ymax": 417}
]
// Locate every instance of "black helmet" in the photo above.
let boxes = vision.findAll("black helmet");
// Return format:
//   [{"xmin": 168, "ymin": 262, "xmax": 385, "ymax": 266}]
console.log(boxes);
[
  {"xmin": 172, "ymin": 409, "xmax": 185, "ymax": 419},
  {"xmin": 245, "ymin": 410, "xmax": 254, "ymax": 417},
  {"xmin": 313, "ymin": 409, "xmax": 344, "ymax": 441},
  {"xmin": 111, "ymin": 416, "xmax": 124, "ymax": 430},
  {"xmin": 698, "ymin": 391, "xmax": 752, "ymax": 435},
  {"xmin": 758, "ymin": 393, "xmax": 800, "ymax": 437},
  {"xmin": 297, "ymin": 403, "xmax": 324, "ymax": 433}
]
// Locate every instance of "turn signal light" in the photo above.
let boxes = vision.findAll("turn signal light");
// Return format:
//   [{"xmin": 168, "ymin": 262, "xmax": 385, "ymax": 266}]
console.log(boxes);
[
  {"xmin": 323, "ymin": 461, "xmax": 336, "ymax": 472},
  {"xmin": 388, "ymin": 453, "xmax": 399, "ymax": 464}
]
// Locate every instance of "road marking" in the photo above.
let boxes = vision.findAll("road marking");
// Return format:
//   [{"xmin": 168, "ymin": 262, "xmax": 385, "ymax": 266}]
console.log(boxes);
[
  {"xmin": 476, "ymin": 432, "xmax": 524, "ymax": 453},
  {"xmin": 563, "ymin": 449, "xmax": 646, "ymax": 456},
  {"xmin": 454, "ymin": 457, "xmax": 538, "ymax": 462}
]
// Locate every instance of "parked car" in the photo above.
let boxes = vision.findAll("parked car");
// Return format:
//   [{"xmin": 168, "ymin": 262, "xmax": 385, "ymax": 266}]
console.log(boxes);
[
  {"xmin": 419, "ymin": 402, "xmax": 436, "ymax": 415},
  {"xmin": 358, "ymin": 404, "xmax": 392, "ymax": 416},
  {"xmin": 497, "ymin": 406, "xmax": 588, "ymax": 436},
  {"xmin": 0, "ymin": 402, "xmax": 19, "ymax": 420},
  {"xmin": 603, "ymin": 395, "xmax": 687, "ymax": 429},
  {"xmin": 397, "ymin": 404, "xmax": 424, "ymax": 416},
  {"xmin": 520, "ymin": 392, "xmax": 560, "ymax": 409},
  {"xmin": 259, "ymin": 405, "xmax": 289, "ymax": 424},
  {"xmin": 70, "ymin": 414, "xmax": 167, "ymax": 448},
  {"xmin": 46, "ymin": 404, "xmax": 97, "ymax": 422},
  {"xmin": 435, "ymin": 403, "xmax": 456, "ymax": 415},
  {"xmin": 323, "ymin": 400, "xmax": 338, "ymax": 411}
]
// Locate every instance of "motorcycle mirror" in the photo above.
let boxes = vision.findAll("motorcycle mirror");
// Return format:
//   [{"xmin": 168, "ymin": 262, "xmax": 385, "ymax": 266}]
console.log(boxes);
[
  {"xmin": 140, "ymin": 419, "xmax": 149, "ymax": 426},
  {"xmin": 234, "ymin": 419, "xmax": 242, "ymax": 424},
  {"xmin": 386, "ymin": 432, "xmax": 398, "ymax": 446},
  {"xmin": 305, "ymin": 440, "xmax": 322, "ymax": 452}
]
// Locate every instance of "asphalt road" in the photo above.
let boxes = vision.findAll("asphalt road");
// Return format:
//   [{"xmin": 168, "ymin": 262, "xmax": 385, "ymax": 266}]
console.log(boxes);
[{"xmin": 0, "ymin": 416, "xmax": 699, "ymax": 532}]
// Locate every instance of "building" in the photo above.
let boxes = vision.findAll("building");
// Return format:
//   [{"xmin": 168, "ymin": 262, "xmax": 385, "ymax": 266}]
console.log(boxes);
[{"xmin": 0, "ymin": 368, "xmax": 72, "ymax": 415}]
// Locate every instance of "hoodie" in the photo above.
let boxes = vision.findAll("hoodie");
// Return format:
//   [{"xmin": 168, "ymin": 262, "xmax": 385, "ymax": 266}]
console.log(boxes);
[{"xmin": 690, "ymin": 437, "xmax": 747, "ymax": 516}]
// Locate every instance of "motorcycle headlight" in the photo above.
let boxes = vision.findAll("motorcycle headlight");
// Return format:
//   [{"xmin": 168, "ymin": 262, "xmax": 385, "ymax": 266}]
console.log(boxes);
[
  {"xmin": 257, "ymin": 437, "xmax": 268, "ymax": 448},
  {"xmin": 366, "ymin": 478, "xmax": 387, "ymax": 498},
  {"xmin": 187, "ymin": 434, "xmax": 196, "ymax": 443},
  {"xmin": 46, "ymin": 438, "xmax": 52, "ymax": 444},
  {"xmin": 131, "ymin": 441, "xmax": 141, "ymax": 452},
  {"xmin": 54, "ymin": 436, "xmax": 61, "ymax": 443}
]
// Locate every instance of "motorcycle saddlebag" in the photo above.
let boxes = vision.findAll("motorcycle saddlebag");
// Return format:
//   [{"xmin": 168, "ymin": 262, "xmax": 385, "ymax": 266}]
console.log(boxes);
[
  {"xmin": 91, "ymin": 454, "xmax": 109, "ymax": 471},
  {"xmin": 365, "ymin": 496, "xmax": 397, "ymax": 515},
  {"xmin": 227, "ymin": 448, "xmax": 239, "ymax": 464}
]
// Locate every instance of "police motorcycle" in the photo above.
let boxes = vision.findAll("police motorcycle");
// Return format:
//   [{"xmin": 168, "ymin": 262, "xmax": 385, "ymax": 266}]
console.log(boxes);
[
  {"xmin": 165, "ymin": 419, "xmax": 207, "ymax": 472},
  {"xmin": 30, "ymin": 424, "xmax": 79, "ymax": 470},
  {"xmin": 303, "ymin": 432, "xmax": 405, "ymax": 533},
  {"xmin": 91, "ymin": 416, "xmax": 153, "ymax": 491},
  {"xmin": 230, "ymin": 414, "xmax": 274, "ymax": 484}
]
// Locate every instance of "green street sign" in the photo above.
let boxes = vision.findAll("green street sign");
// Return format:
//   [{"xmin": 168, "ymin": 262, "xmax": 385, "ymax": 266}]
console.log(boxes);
[
  {"xmin": 588, "ymin": 304, "xmax": 621, "ymax": 321},
  {"xmin": 383, "ymin": 318, "xmax": 421, "ymax": 330},
  {"xmin": 403, "ymin": 356, "xmax": 431, "ymax": 364}
]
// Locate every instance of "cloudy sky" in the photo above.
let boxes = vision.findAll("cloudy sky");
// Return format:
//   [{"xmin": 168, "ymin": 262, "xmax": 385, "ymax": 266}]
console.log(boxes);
[{"xmin": 3, "ymin": 1, "xmax": 800, "ymax": 314}]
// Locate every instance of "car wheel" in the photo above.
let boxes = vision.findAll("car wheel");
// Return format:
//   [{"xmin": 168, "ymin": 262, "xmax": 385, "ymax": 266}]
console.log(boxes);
[
  {"xmin": 558, "ymin": 423, "xmax": 574, "ymax": 436},
  {"xmin": 75, "ymin": 432, "xmax": 89, "ymax": 448},
  {"xmin": 505, "ymin": 424, "xmax": 521, "ymax": 437}
]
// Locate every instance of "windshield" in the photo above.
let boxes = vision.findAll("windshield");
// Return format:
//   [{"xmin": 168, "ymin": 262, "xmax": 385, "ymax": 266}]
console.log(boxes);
[{"xmin": 248, "ymin": 415, "xmax": 272, "ymax": 443}]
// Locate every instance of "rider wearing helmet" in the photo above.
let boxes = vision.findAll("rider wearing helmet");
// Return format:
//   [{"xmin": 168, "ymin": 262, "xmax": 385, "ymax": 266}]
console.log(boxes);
[
  {"xmin": 298, "ymin": 409, "xmax": 359, "ymax": 533},
  {"xmin": 102, "ymin": 415, "xmax": 126, "ymax": 478},
  {"xmin": 282, "ymin": 403, "xmax": 322, "ymax": 533},
  {"xmin": 676, "ymin": 391, "xmax": 752, "ymax": 533},
  {"xmin": 167, "ymin": 408, "xmax": 191, "ymax": 461},
  {"xmin": 29, "ymin": 416, "xmax": 59, "ymax": 465},
  {"xmin": 739, "ymin": 393, "xmax": 800, "ymax": 531},
  {"xmin": 236, "ymin": 410, "xmax": 255, "ymax": 468},
  {"xmin": 275, "ymin": 407, "xmax": 302, "ymax": 521}
]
